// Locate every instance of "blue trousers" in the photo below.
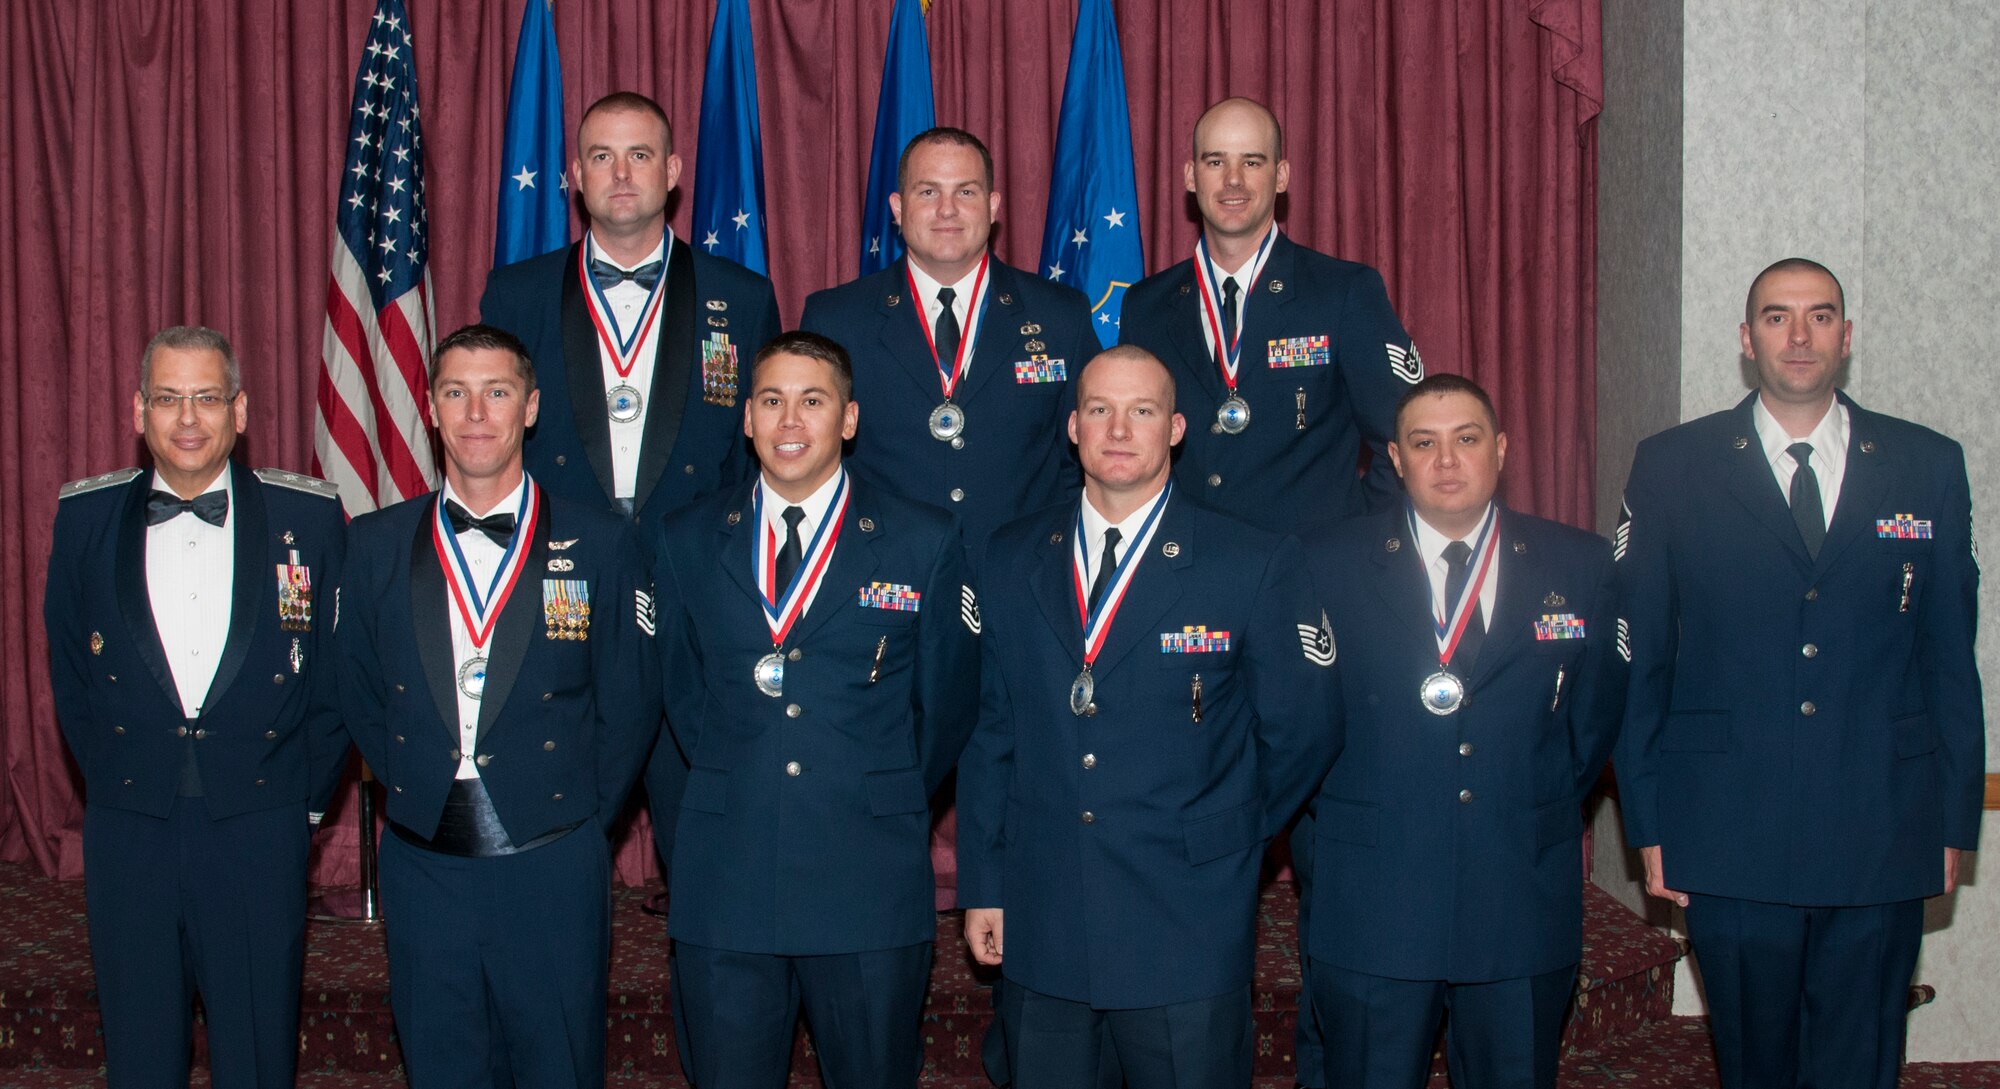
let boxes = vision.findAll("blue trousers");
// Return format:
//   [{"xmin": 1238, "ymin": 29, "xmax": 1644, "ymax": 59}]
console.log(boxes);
[
  {"xmin": 996, "ymin": 978, "xmax": 1252, "ymax": 1089},
  {"xmin": 379, "ymin": 822, "xmax": 611, "ymax": 1089},
  {"xmin": 1684, "ymin": 894, "xmax": 1924, "ymax": 1089},
  {"xmin": 1311, "ymin": 959, "xmax": 1576, "ymax": 1089},
  {"xmin": 84, "ymin": 798, "xmax": 310, "ymax": 1089},
  {"xmin": 670, "ymin": 940, "xmax": 933, "ymax": 1089}
]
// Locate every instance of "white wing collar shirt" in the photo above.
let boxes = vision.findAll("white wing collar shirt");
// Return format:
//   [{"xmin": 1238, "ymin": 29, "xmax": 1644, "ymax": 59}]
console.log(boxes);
[
  {"xmin": 441, "ymin": 475, "xmax": 527, "ymax": 780},
  {"xmin": 147, "ymin": 467, "xmax": 235, "ymax": 718},
  {"xmin": 590, "ymin": 229, "xmax": 670, "ymax": 500}
]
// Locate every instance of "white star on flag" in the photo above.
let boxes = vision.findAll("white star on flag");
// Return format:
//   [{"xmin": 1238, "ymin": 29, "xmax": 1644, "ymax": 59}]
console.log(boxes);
[
  {"xmin": 732, "ymin": 209, "xmax": 751, "ymax": 230},
  {"xmin": 1047, "ymin": 261, "xmax": 1066, "ymax": 281},
  {"xmin": 869, "ymin": 236, "xmax": 881, "ymax": 255},
  {"xmin": 703, "ymin": 231, "xmax": 721, "ymax": 250},
  {"xmin": 511, "ymin": 166, "xmax": 537, "ymax": 190},
  {"xmin": 1072, "ymin": 228, "xmax": 1088, "ymax": 246},
  {"xmin": 1103, "ymin": 208, "xmax": 1126, "ymax": 228}
]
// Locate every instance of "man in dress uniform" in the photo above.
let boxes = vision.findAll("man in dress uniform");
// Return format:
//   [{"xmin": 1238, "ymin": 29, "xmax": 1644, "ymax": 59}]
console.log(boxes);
[
  {"xmin": 1304, "ymin": 374, "xmax": 1625, "ymax": 1089},
  {"xmin": 46, "ymin": 325, "xmax": 347, "ymax": 1089},
  {"xmin": 800, "ymin": 127, "xmax": 1097, "ymax": 544},
  {"xmin": 957, "ymin": 345, "xmax": 1342, "ymax": 1086},
  {"xmin": 479, "ymin": 89, "xmax": 778, "ymax": 867},
  {"xmin": 1118, "ymin": 94, "xmax": 1424, "ymax": 1085},
  {"xmin": 333, "ymin": 324, "xmax": 658, "ymax": 1088},
  {"xmin": 479, "ymin": 90, "xmax": 781, "ymax": 527},
  {"xmin": 653, "ymin": 331, "xmax": 979, "ymax": 1087},
  {"xmin": 1615, "ymin": 258, "xmax": 1983, "ymax": 1089}
]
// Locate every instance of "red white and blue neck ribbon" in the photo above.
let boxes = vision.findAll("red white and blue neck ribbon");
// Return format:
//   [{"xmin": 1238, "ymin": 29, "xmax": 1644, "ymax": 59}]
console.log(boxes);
[
  {"xmin": 1409, "ymin": 501, "xmax": 1498, "ymax": 667},
  {"xmin": 752, "ymin": 470, "xmax": 851, "ymax": 646},
  {"xmin": 1072, "ymin": 483, "xmax": 1173, "ymax": 667},
  {"xmin": 578, "ymin": 234, "xmax": 669, "ymax": 383},
  {"xmin": 1193, "ymin": 225, "xmax": 1276, "ymax": 389},
  {"xmin": 434, "ymin": 481, "xmax": 539, "ymax": 652},
  {"xmin": 906, "ymin": 251, "xmax": 992, "ymax": 401}
]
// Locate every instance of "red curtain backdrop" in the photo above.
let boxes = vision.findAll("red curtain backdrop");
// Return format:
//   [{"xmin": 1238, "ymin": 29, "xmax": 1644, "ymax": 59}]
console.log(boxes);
[{"xmin": 0, "ymin": 0, "xmax": 1599, "ymax": 882}]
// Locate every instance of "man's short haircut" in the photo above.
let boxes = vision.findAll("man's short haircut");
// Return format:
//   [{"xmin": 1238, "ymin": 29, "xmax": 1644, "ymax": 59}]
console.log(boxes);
[
  {"xmin": 897, "ymin": 126, "xmax": 995, "ymax": 191},
  {"xmin": 753, "ymin": 330, "xmax": 855, "ymax": 403},
  {"xmin": 1192, "ymin": 97, "xmax": 1285, "ymax": 163},
  {"xmin": 1077, "ymin": 344, "xmax": 1177, "ymax": 413},
  {"xmin": 580, "ymin": 91, "xmax": 674, "ymax": 152},
  {"xmin": 1394, "ymin": 372, "xmax": 1498, "ymax": 436},
  {"xmin": 141, "ymin": 325, "xmax": 241, "ymax": 397},
  {"xmin": 429, "ymin": 323, "xmax": 536, "ymax": 392},
  {"xmin": 1745, "ymin": 256, "xmax": 1845, "ymax": 323}
]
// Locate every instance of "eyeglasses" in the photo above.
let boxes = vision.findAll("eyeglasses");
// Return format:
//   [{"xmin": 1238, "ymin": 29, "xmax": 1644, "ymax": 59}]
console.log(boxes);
[{"xmin": 145, "ymin": 390, "xmax": 235, "ymax": 413}]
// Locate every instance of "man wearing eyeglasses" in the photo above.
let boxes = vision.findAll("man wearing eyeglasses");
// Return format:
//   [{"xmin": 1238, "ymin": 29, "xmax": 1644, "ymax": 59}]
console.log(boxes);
[{"xmin": 45, "ymin": 325, "xmax": 348, "ymax": 1089}]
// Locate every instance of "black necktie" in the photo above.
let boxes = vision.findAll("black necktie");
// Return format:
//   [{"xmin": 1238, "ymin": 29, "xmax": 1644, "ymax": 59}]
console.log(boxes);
[
  {"xmin": 1221, "ymin": 276, "xmax": 1241, "ymax": 347},
  {"xmin": 146, "ymin": 489, "xmax": 228, "ymax": 527},
  {"xmin": 1087, "ymin": 528, "xmax": 1123, "ymax": 612},
  {"xmin": 588, "ymin": 258, "xmax": 664, "ymax": 292},
  {"xmin": 444, "ymin": 499, "xmax": 517, "ymax": 548},
  {"xmin": 1788, "ymin": 442, "xmax": 1825, "ymax": 559},
  {"xmin": 775, "ymin": 506, "xmax": 807, "ymax": 590},
  {"xmin": 1442, "ymin": 539, "xmax": 1485, "ymax": 670},
  {"xmin": 934, "ymin": 287, "xmax": 961, "ymax": 366}
]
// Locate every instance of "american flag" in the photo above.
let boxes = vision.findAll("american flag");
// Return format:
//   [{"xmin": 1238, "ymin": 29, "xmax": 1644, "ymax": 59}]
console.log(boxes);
[{"xmin": 313, "ymin": 0, "xmax": 438, "ymax": 517}]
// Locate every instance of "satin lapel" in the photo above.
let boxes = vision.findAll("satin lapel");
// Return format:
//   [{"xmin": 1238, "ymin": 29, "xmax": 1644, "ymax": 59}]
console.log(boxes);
[
  {"xmin": 560, "ymin": 243, "xmax": 618, "ymax": 502},
  {"xmin": 958, "ymin": 261, "xmax": 1025, "ymax": 404},
  {"xmin": 115, "ymin": 476, "xmax": 181, "ymax": 708},
  {"xmin": 789, "ymin": 494, "xmax": 882, "ymax": 645},
  {"xmin": 203, "ymin": 462, "xmax": 266, "ymax": 707},
  {"xmin": 1087, "ymin": 500, "xmax": 1191, "ymax": 679},
  {"xmin": 408, "ymin": 500, "xmax": 460, "ymax": 742},
  {"xmin": 1167, "ymin": 265, "xmax": 1225, "ymax": 405},
  {"xmin": 1032, "ymin": 513, "xmax": 1084, "ymax": 665},
  {"xmin": 1720, "ymin": 397, "xmax": 1812, "ymax": 567},
  {"xmin": 1366, "ymin": 517, "xmax": 1438, "ymax": 647},
  {"xmin": 877, "ymin": 259, "xmax": 946, "ymax": 399},
  {"xmin": 1813, "ymin": 400, "xmax": 1889, "ymax": 574},
  {"xmin": 1469, "ymin": 511, "xmax": 1537, "ymax": 686},
  {"xmin": 476, "ymin": 493, "xmax": 550, "ymax": 742},
  {"xmin": 634, "ymin": 238, "xmax": 698, "ymax": 512}
]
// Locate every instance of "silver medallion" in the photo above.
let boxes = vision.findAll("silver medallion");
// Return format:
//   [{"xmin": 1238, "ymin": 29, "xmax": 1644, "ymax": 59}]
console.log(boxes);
[
  {"xmin": 754, "ymin": 652, "xmax": 786, "ymax": 698},
  {"xmin": 929, "ymin": 400, "xmax": 966, "ymax": 441},
  {"xmin": 607, "ymin": 383, "xmax": 645, "ymax": 423},
  {"xmin": 1069, "ymin": 667, "xmax": 1095, "ymax": 716},
  {"xmin": 457, "ymin": 656, "xmax": 489, "ymax": 701},
  {"xmin": 1419, "ymin": 670, "xmax": 1465, "ymax": 716},
  {"xmin": 1216, "ymin": 394, "xmax": 1251, "ymax": 435}
]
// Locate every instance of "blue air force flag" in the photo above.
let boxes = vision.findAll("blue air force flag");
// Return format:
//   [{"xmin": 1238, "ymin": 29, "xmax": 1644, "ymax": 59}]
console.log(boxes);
[
  {"xmin": 494, "ymin": 0, "xmax": 568, "ymax": 266},
  {"xmin": 1038, "ymin": 0, "xmax": 1143, "ymax": 347},
  {"xmin": 859, "ymin": 0, "xmax": 936, "ymax": 275},
  {"xmin": 692, "ymin": 0, "xmax": 770, "ymax": 274}
]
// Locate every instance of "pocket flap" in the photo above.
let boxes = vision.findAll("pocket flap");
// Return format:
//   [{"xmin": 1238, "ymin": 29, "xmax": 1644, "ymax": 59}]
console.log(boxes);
[
  {"xmin": 1315, "ymin": 797, "xmax": 1380, "ymax": 847},
  {"xmin": 865, "ymin": 767, "xmax": 931, "ymax": 816},
  {"xmin": 681, "ymin": 766, "xmax": 728, "ymax": 814},
  {"xmin": 1183, "ymin": 799, "xmax": 1263, "ymax": 865},
  {"xmin": 1894, "ymin": 712, "xmax": 1938, "ymax": 758},
  {"xmin": 1662, "ymin": 711, "xmax": 1728, "ymax": 753}
]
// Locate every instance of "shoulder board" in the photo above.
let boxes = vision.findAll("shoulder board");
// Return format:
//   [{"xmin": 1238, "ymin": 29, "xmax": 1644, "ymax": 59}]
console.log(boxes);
[
  {"xmin": 253, "ymin": 468, "xmax": 341, "ymax": 500},
  {"xmin": 59, "ymin": 468, "xmax": 143, "ymax": 499}
]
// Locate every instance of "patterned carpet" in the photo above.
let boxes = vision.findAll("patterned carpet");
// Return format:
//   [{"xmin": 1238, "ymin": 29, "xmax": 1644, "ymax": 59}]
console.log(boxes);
[{"xmin": 3, "ymin": 859, "xmax": 1995, "ymax": 1086}]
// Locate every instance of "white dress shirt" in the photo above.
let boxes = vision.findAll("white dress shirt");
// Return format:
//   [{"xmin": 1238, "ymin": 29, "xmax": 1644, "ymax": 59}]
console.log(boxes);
[
  {"xmin": 906, "ymin": 257, "xmax": 989, "ymax": 379},
  {"xmin": 440, "ymin": 477, "xmax": 528, "ymax": 779},
  {"xmin": 588, "ymin": 230, "xmax": 670, "ymax": 500},
  {"xmin": 758, "ymin": 467, "xmax": 848, "ymax": 616},
  {"xmin": 1079, "ymin": 483, "xmax": 1170, "ymax": 594},
  {"xmin": 1196, "ymin": 225, "xmax": 1278, "ymax": 365},
  {"xmin": 1410, "ymin": 503, "xmax": 1500, "ymax": 635},
  {"xmin": 146, "ymin": 468, "xmax": 234, "ymax": 717},
  {"xmin": 1753, "ymin": 396, "xmax": 1848, "ymax": 531}
]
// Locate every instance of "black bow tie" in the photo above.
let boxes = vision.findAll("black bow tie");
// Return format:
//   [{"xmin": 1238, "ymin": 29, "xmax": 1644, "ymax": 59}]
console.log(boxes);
[
  {"xmin": 444, "ymin": 499, "xmax": 518, "ymax": 547},
  {"xmin": 589, "ymin": 257, "xmax": 664, "ymax": 292},
  {"xmin": 146, "ymin": 489, "xmax": 228, "ymax": 527}
]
